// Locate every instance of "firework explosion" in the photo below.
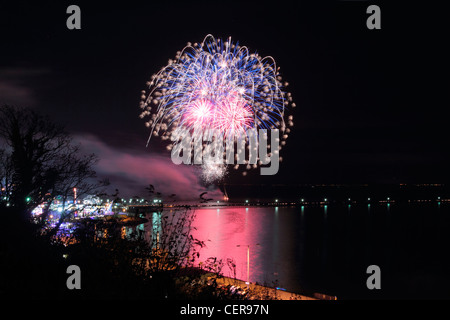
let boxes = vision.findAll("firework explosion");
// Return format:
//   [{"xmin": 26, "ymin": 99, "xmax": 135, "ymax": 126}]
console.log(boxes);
[{"xmin": 139, "ymin": 34, "xmax": 295, "ymax": 182}]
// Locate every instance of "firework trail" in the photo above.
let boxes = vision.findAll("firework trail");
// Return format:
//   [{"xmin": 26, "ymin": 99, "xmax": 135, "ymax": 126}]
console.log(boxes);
[{"xmin": 139, "ymin": 34, "xmax": 295, "ymax": 182}]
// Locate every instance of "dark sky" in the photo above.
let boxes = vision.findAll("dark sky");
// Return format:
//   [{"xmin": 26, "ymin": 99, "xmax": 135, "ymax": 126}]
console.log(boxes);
[{"xmin": 1, "ymin": 1, "xmax": 448, "ymax": 198}]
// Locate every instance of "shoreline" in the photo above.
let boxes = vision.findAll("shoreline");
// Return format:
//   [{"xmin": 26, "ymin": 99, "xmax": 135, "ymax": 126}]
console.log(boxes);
[
  {"xmin": 183, "ymin": 267, "xmax": 321, "ymax": 300},
  {"xmin": 213, "ymin": 275, "xmax": 319, "ymax": 300}
]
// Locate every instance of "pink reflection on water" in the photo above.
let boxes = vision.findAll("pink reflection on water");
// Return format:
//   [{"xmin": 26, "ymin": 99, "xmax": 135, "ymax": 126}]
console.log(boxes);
[
  {"xmin": 131, "ymin": 206, "xmax": 304, "ymax": 292},
  {"xmin": 191, "ymin": 206, "xmax": 268, "ymax": 284}
]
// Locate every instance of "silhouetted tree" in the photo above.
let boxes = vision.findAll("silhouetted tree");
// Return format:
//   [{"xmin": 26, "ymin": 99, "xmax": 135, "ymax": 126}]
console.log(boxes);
[{"xmin": 0, "ymin": 105, "xmax": 104, "ymax": 226}]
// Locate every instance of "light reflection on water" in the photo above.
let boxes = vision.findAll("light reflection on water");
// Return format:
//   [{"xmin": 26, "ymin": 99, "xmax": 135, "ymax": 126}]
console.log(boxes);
[
  {"xmin": 129, "ymin": 202, "xmax": 450, "ymax": 298},
  {"xmin": 190, "ymin": 206, "xmax": 302, "ymax": 290}
]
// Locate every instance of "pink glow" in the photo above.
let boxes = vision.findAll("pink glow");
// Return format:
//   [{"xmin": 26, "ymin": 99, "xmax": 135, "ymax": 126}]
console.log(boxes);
[
  {"xmin": 191, "ymin": 207, "xmax": 265, "ymax": 282},
  {"xmin": 182, "ymin": 97, "xmax": 254, "ymax": 138},
  {"xmin": 183, "ymin": 99, "xmax": 214, "ymax": 129},
  {"xmin": 190, "ymin": 206, "xmax": 301, "ymax": 289},
  {"xmin": 214, "ymin": 98, "xmax": 254, "ymax": 137},
  {"xmin": 75, "ymin": 134, "xmax": 222, "ymax": 200}
]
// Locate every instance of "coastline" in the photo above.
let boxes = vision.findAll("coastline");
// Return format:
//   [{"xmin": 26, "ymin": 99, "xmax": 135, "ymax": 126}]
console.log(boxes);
[{"xmin": 213, "ymin": 276, "xmax": 319, "ymax": 300}]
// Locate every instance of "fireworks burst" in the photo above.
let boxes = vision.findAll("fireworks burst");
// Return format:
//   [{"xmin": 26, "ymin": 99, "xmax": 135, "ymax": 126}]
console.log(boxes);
[
  {"xmin": 139, "ymin": 34, "xmax": 295, "ymax": 182},
  {"xmin": 200, "ymin": 157, "xmax": 228, "ymax": 184}
]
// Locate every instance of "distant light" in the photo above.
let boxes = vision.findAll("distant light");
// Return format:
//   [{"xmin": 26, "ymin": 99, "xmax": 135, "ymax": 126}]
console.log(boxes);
[
  {"xmin": 217, "ymin": 201, "xmax": 220, "ymax": 203},
  {"xmin": 348, "ymin": 198, "xmax": 351, "ymax": 201},
  {"xmin": 368, "ymin": 197, "xmax": 371, "ymax": 201},
  {"xmin": 275, "ymin": 199, "xmax": 278, "ymax": 202},
  {"xmin": 301, "ymin": 198, "xmax": 304, "ymax": 202},
  {"xmin": 387, "ymin": 197, "xmax": 390, "ymax": 201},
  {"xmin": 324, "ymin": 198, "xmax": 327, "ymax": 202},
  {"xmin": 245, "ymin": 200, "xmax": 248, "ymax": 203},
  {"xmin": 438, "ymin": 196, "xmax": 441, "ymax": 200}
]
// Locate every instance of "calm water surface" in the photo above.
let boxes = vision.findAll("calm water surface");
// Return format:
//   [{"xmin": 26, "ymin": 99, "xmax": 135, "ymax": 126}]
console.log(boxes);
[{"xmin": 137, "ymin": 202, "xmax": 450, "ymax": 299}]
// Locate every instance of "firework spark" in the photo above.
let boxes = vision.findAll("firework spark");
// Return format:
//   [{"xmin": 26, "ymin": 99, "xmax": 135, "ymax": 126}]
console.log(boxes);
[{"xmin": 140, "ymin": 34, "xmax": 295, "ymax": 181}]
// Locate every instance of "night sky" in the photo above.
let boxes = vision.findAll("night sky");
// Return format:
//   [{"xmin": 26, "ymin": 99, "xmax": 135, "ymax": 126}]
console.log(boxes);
[{"xmin": 1, "ymin": 1, "xmax": 448, "ymax": 199}]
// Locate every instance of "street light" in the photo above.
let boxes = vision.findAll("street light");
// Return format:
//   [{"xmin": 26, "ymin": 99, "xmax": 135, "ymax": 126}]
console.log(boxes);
[{"xmin": 236, "ymin": 243, "xmax": 260, "ymax": 288}]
